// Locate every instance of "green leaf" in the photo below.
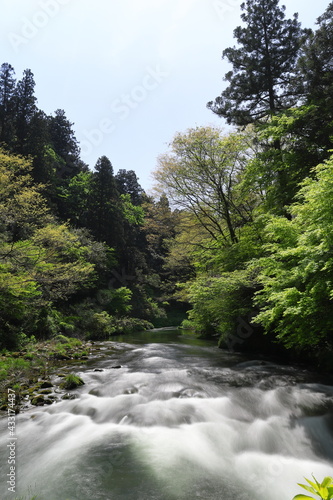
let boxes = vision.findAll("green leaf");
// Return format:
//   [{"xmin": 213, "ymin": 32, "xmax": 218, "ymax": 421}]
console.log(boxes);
[
  {"xmin": 321, "ymin": 477, "xmax": 333, "ymax": 488},
  {"xmin": 298, "ymin": 483, "xmax": 317, "ymax": 495},
  {"xmin": 292, "ymin": 495, "xmax": 317, "ymax": 500}
]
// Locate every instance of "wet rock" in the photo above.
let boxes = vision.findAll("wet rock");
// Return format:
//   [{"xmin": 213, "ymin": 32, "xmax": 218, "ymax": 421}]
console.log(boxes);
[
  {"xmin": 62, "ymin": 393, "xmax": 78, "ymax": 400},
  {"xmin": 93, "ymin": 369, "xmax": 104, "ymax": 372},
  {"xmin": 111, "ymin": 365, "xmax": 122, "ymax": 369},
  {"xmin": 40, "ymin": 380, "xmax": 53, "ymax": 389},
  {"xmin": 31, "ymin": 395, "xmax": 45, "ymax": 406}
]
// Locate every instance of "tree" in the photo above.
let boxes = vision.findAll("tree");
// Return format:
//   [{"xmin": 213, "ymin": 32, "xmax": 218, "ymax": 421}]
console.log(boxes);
[
  {"xmin": 207, "ymin": 0, "xmax": 302, "ymax": 126},
  {"xmin": 292, "ymin": 2, "xmax": 333, "ymax": 155},
  {"xmin": 115, "ymin": 169, "xmax": 144, "ymax": 205},
  {"xmin": 0, "ymin": 149, "xmax": 97, "ymax": 347},
  {"xmin": 253, "ymin": 154, "xmax": 333, "ymax": 353},
  {"xmin": 59, "ymin": 171, "xmax": 93, "ymax": 227},
  {"xmin": 153, "ymin": 127, "xmax": 256, "ymax": 246},
  {"xmin": 48, "ymin": 109, "xmax": 82, "ymax": 179},
  {"xmin": 142, "ymin": 193, "xmax": 178, "ymax": 272},
  {"xmin": 0, "ymin": 148, "xmax": 52, "ymax": 240},
  {"xmin": 14, "ymin": 69, "xmax": 37, "ymax": 153},
  {"xmin": 88, "ymin": 156, "xmax": 124, "ymax": 249},
  {"xmin": 0, "ymin": 63, "xmax": 16, "ymax": 145}
]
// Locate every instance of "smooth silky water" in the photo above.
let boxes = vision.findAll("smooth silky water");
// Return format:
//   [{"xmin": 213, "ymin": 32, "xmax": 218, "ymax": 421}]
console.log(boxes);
[{"xmin": 1, "ymin": 328, "xmax": 333, "ymax": 499}]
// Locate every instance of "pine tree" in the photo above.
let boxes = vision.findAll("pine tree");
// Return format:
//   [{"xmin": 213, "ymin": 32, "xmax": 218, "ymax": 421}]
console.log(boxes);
[
  {"xmin": 294, "ymin": 2, "xmax": 333, "ymax": 154},
  {"xmin": 14, "ymin": 69, "xmax": 37, "ymax": 153},
  {"xmin": 115, "ymin": 169, "xmax": 144, "ymax": 205},
  {"xmin": 48, "ymin": 109, "xmax": 81, "ymax": 178},
  {"xmin": 207, "ymin": 0, "xmax": 302, "ymax": 126},
  {"xmin": 88, "ymin": 156, "xmax": 124, "ymax": 249},
  {"xmin": 0, "ymin": 63, "xmax": 16, "ymax": 145}
]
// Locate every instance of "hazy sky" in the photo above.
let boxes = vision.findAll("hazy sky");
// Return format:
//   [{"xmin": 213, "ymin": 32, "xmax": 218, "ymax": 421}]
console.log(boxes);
[{"xmin": 1, "ymin": 0, "xmax": 330, "ymax": 191}]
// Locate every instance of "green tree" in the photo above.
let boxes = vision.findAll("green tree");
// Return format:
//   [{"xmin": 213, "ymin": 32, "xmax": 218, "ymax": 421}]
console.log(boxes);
[
  {"xmin": 0, "ymin": 149, "xmax": 98, "ymax": 347},
  {"xmin": 153, "ymin": 127, "xmax": 256, "ymax": 245},
  {"xmin": 48, "ymin": 109, "xmax": 83, "ymax": 179},
  {"xmin": 0, "ymin": 63, "xmax": 16, "ymax": 145},
  {"xmin": 59, "ymin": 171, "xmax": 93, "ymax": 227},
  {"xmin": 292, "ymin": 2, "xmax": 333, "ymax": 156},
  {"xmin": 14, "ymin": 68, "xmax": 37, "ymax": 153},
  {"xmin": 115, "ymin": 169, "xmax": 144, "ymax": 205},
  {"xmin": 253, "ymin": 155, "xmax": 333, "ymax": 356},
  {"xmin": 88, "ymin": 156, "xmax": 124, "ymax": 249},
  {"xmin": 207, "ymin": 0, "xmax": 302, "ymax": 126}
]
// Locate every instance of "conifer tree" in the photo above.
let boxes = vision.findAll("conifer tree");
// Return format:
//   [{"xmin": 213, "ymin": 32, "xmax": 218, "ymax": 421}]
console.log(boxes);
[
  {"xmin": 48, "ymin": 109, "xmax": 81, "ymax": 178},
  {"xmin": 0, "ymin": 63, "xmax": 16, "ymax": 145},
  {"xmin": 89, "ymin": 156, "xmax": 124, "ymax": 249},
  {"xmin": 14, "ymin": 69, "xmax": 37, "ymax": 153},
  {"xmin": 208, "ymin": 0, "xmax": 302, "ymax": 126},
  {"xmin": 294, "ymin": 2, "xmax": 333, "ymax": 154}
]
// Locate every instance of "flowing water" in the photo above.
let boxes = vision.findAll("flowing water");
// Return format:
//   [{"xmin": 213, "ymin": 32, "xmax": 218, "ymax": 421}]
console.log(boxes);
[{"xmin": 1, "ymin": 328, "xmax": 333, "ymax": 500}]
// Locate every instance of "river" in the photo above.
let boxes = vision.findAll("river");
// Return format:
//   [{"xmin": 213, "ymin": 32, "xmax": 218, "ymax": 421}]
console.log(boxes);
[{"xmin": 1, "ymin": 327, "xmax": 333, "ymax": 500}]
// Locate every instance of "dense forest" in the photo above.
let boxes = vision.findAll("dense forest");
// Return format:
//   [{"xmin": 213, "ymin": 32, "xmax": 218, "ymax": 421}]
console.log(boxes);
[{"xmin": 1, "ymin": 0, "xmax": 333, "ymax": 371}]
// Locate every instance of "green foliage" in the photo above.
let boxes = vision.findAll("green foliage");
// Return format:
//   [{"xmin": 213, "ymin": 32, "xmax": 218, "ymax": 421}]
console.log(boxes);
[
  {"xmin": 59, "ymin": 373, "xmax": 84, "ymax": 390},
  {"xmin": 54, "ymin": 335, "xmax": 81, "ymax": 347},
  {"xmin": 153, "ymin": 127, "xmax": 256, "ymax": 245},
  {"xmin": 0, "ymin": 357, "xmax": 31, "ymax": 381},
  {"xmin": 0, "ymin": 149, "xmax": 98, "ymax": 348},
  {"xmin": 120, "ymin": 193, "xmax": 144, "ymax": 226},
  {"xmin": 112, "ymin": 317, "xmax": 154, "ymax": 335},
  {"xmin": 254, "ymin": 155, "xmax": 333, "ymax": 350},
  {"xmin": 84, "ymin": 311, "xmax": 117, "ymax": 340},
  {"xmin": 181, "ymin": 270, "xmax": 254, "ymax": 338},
  {"xmin": 292, "ymin": 475, "xmax": 333, "ymax": 500}
]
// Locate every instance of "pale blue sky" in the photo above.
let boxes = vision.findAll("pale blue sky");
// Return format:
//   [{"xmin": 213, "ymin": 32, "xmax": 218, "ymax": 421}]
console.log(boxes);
[{"xmin": 1, "ymin": 0, "xmax": 330, "ymax": 191}]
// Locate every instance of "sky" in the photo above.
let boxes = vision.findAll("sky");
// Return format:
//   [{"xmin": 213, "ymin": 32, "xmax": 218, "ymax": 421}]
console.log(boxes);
[{"xmin": 1, "ymin": 0, "xmax": 331, "ymax": 192}]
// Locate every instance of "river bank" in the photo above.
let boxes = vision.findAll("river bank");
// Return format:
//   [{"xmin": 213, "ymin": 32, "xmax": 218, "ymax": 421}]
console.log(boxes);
[{"xmin": 0, "ymin": 335, "xmax": 121, "ymax": 414}]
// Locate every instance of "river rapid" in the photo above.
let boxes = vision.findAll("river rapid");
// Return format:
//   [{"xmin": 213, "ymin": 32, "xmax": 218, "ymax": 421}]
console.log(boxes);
[{"xmin": 1, "ymin": 327, "xmax": 333, "ymax": 500}]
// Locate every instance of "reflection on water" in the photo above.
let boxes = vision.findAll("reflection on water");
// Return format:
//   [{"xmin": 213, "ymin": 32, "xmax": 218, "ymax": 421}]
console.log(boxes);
[{"xmin": 0, "ymin": 328, "xmax": 332, "ymax": 500}]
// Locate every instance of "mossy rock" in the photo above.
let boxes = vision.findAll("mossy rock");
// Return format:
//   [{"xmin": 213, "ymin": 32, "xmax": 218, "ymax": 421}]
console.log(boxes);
[
  {"xmin": 40, "ymin": 389, "xmax": 52, "ymax": 394},
  {"xmin": 31, "ymin": 395, "xmax": 45, "ymax": 406},
  {"xmin": 28, "ymin": 386, "xmax": 40, "ymax": 394},
  {"xmin": 39, "ymin": 380, "xmax": 53, "ymax": 389},
  {"xmin": 51, "ymin": 352, "xmax": 70, "ymax": 360},
  {"xmin": 59, "ymin": 374, "xmax": 85, "ymax": 390}
]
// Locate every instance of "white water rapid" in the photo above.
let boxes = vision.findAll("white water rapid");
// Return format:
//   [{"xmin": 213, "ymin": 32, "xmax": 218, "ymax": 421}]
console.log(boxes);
[{"xmin": 1, "ymin": 328, "xmax": 333, "ymax": 500}]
